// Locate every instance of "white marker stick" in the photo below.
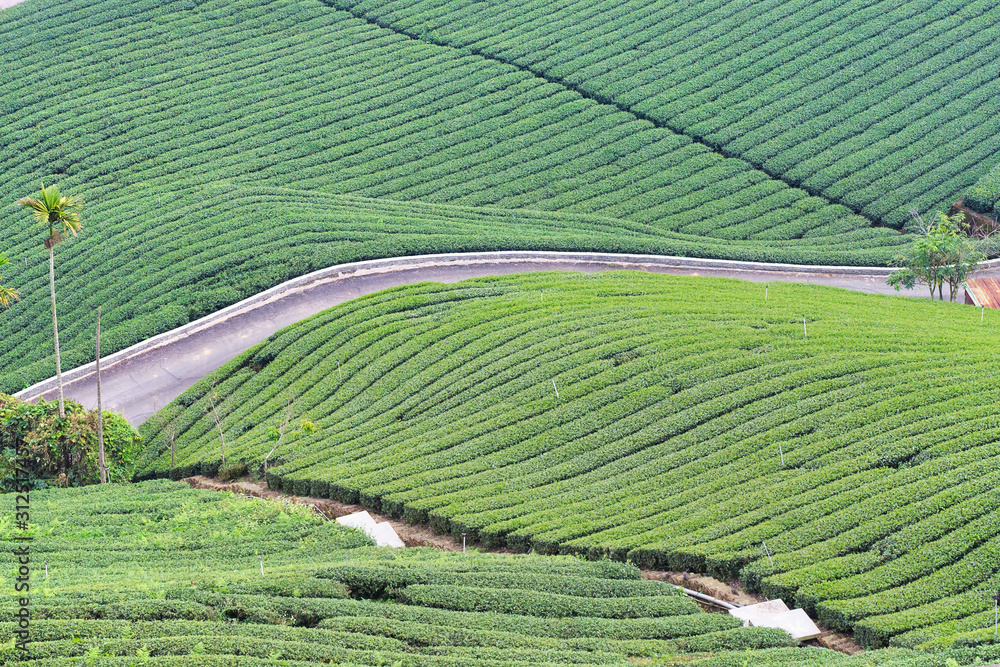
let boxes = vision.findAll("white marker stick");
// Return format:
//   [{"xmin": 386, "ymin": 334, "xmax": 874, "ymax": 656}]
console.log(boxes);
[
  {"xmin": 551, "ymin": 378, "xmax": 559, "ymax": 398},
  {"xmin": 762, "ymin": 541, "xmax": 774, "ymax": 567}
]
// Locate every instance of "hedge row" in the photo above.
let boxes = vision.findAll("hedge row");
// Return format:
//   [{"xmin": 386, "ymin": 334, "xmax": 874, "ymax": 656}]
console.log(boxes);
[
  {"xmin": 0, "ymin": 0, "xmax": 915, "ymax": 391},
  {"xmin": 393, "ymin": 584, "xmax": 698, "ymax": 618},
  {"xmin": 333, "ymin": 0, "xmax": 1000, "ymax": 229},
  {"xmin": 964, "ymin": 163, "xmax": 1000, "ymax": 218},
  {"xmin": 137, "ymin": 272, "xmax": 1000, "ymax": 647}
]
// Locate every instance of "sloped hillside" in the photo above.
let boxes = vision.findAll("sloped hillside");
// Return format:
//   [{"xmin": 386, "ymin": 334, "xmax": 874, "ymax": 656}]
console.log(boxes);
[
  {"xmin": 0, "ymin": 0, "xmax": 909, "ymax": 391},
  {"xmin": 332, "ymin": 0, "xmax": 1000, "ymax": 228},
  {"xmin": 137, "ymin": 271, "xmax": 1000, "ymax": 649}
]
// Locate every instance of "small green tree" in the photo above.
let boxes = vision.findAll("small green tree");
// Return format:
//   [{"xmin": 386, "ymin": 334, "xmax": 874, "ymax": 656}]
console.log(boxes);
[
  {"xmin": 262, "ymin": 394, "xmax": 316, "ymax": 477},
  {"xmin": 887, "ymin": 210, "xmax": 986, "ymax": 301},
  {"xmin": 0, "ymin": 255, "xmax": 18, "ymax": 309}
]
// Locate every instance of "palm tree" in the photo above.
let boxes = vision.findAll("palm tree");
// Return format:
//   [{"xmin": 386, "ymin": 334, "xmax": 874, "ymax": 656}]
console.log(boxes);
[
  {"xmin": 17, "ymin": 183, "xmax": 83, "ymax": 418},
  {"xmin": 0, "ymin": 255, "xmax": 18, "ymax": 309}
]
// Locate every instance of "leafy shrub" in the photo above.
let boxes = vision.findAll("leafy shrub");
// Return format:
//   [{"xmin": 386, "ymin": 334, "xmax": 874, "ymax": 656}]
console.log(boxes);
[
  {"xmin": 218, "ymin": 462, "xmax": 248, "ymax": 482},
  {"xmin": 964, "ymin": 165, "xmax": 1000, "ymax": 218},
  {"xmin": 0, "ymin": 394, "xmax": 141, "ymax": 490}
]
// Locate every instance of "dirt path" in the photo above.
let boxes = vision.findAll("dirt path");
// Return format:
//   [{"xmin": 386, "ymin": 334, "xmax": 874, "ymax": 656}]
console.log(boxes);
[
  {"xmin": 19, "ymin": 250, "xmax": 998, "ymax": 425},
  {"xmin": 182, "ymin": 474, "xmax": 500, "ymax": 552},
  {"xmin": 184, "ymin": 473, "xmax": 864, "ymax": 654}
]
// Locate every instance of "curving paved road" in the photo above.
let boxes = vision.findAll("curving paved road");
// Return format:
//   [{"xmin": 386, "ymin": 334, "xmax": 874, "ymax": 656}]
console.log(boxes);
[{"xmin": 15, "ymin": 251, "xmax": 999, "ymax": 425}]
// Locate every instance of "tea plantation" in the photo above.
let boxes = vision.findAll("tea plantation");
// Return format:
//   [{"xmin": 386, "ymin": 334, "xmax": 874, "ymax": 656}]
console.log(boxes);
[
  {"xmin": 4, "ymin": 479, "xmax": 1000, "ymax": 665},
  {"xmin": 135, "ymin": 271, "xmax": 1000, "ymax": 651},
  {"xmin": 0, "ymin": 0, "xmax": 923, "ymax": 393},
  {"xmin": 5, "ymin": 0, "xmax": 1000, "ymax": 661},
  {"xmin": 331, "ymin": 0, "xmax": 1000, "ymax": 230},
  {"xmin": 6, "ymin": 480, "xmax": 748, "ymax": 664},
  {"xmin": 0, "ymin": 186, "xmax": 898, "ymax": 395}
]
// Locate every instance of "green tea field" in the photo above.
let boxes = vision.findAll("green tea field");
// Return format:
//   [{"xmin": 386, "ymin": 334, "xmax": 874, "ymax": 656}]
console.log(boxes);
[
  {"xmin": 332, "ymin": 0, "xmax": 1000, "ymax": 229},
  {"xmin": 137, "ymin": 271, "xmax": 1000, "ymax": 649},
  {"xmin": 5, "ymin": 480, "xmax": 1000, "ymax": 665},
  {"xmin": 9, "ymin": 0, "xmax": 991, "ymax": 391},
  {"xmin": 4, "ymin": 0, "xmax": 1000, "ymax": 662},
  {"xmin": 0, "ymin": 479, "xmax": 841, "ymax": 666}
]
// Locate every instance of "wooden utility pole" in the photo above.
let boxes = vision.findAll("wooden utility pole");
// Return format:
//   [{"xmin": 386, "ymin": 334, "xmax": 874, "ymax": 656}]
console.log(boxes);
[{"xmin": 96, "ymin": 306, "xmax": 107, "ymax": 484}]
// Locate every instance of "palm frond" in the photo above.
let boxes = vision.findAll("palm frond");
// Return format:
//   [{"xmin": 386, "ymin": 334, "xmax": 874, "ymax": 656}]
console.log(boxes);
[
  {"xmin": 0, "ymin": 286, "xmax": 19, "ymax": 309},
  {"xmin": 17, "ymin": 183, "xmax": 83, "ymax": 237},
  {"xmin": 0, "ymin": 256, "xmax": 17, "ymax": 309}
]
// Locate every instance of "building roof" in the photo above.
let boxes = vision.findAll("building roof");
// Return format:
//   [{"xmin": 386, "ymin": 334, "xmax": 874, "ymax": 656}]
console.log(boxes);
[{"xmin": 966, "ymin": 277, "xmax": 1000, "ymax": 309}]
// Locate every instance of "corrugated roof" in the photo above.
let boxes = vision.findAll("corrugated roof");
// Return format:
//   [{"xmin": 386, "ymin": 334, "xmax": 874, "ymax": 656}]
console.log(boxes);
[{"xmin": 966, "ymin": 277, "xmax": 1000, "ymax": 309}]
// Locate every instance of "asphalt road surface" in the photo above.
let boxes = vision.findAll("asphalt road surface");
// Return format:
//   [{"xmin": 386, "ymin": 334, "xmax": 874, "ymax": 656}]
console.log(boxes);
[{"xmin": 17, "ymin": 251, "xmax": 997, "ymax": 425}]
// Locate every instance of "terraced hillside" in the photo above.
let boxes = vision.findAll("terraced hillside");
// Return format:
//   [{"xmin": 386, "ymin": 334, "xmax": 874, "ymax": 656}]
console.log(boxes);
[
  {"xmin": 138, "ymin": 272, "xmax": 1000, "ymax": 650},
  {"xmin": 333, "ymin": 0, "xmax": 1000, "ymax": 229},
  {"xmin": 0, "ymin": 480, "xmax": 858, "ymax": 665},
  {"xmin": 5, "ymin": 480, "xmax": 999, "ymax": 665},
  {"xmin": 0, "ymin": 0, "xmax": 914, "ymax": 392},
  {"xmin": 0, "ymin": 186, "xmax": 892, "ymax": 395}
]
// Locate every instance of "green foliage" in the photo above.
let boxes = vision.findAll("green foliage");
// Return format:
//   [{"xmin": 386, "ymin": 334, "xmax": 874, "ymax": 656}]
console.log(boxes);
[
  {"xmin": 0, "ymin": 255, "xmax": 18, "ymax": 309},
  {"xmin": 964, "ymin": 164, "xmax": 1000, "ymax": 218},
  {"xmin": 394, "ymin": 584, "xmax": 697, "ymax": 618},
  {"xmin": 0, "ymin": 0, "xmax": 919, "ymax": 394},
  {"xmin": 330, "ymin": 0, "xmax": 1000, "ymax": 232},
  {"xmin": 887, "ymin": 211, "xmax": 987, "ymax": 300},
  {"xmin": 16, "ymin": 183, "xmax": 83, "ymax": 243},
  {"xmin": 0, "ymin": 481, "xmax": 806, "ymax": 665},
  {"xmin": 218, "ymin": 461, "xmax": 248, "ymax": 482},
  {"xmin": 139, "ymin": 271, "xmax": 1000, "ymax": 648},
  {"xmin": 0, "ymin": 393, "xmax": 140, "ymax": 490}
]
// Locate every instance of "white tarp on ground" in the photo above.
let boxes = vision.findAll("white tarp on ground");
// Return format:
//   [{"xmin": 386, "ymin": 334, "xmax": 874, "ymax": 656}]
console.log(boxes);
[
  {"xmin": 729, "ymin": 599, "xmax": 790, "ymax": 621},
  {"xmin": 372, "ymin": 522, "xmax": 406, "ymax": 548},
  {"xmin": 730, "ymin": 600, "xmax": 821, "ymax": 641},
  {"xmin": 336, "ymin": 511, "xmax": 405, "ymax": 548}
]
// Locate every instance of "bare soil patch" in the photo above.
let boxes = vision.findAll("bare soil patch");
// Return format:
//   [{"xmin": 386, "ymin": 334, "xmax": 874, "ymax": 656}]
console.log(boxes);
[{"xmin": 183, "ymin": 474, "xmax": 863, "ymax": 654}]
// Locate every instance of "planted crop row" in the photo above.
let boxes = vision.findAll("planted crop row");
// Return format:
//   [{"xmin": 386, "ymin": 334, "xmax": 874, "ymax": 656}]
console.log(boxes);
[
  {"xmin": 333, "ymin": 0, "xmax": 1000, "ymax": 229},
  {"xmin": 138, "ymin": 272, "xmax": 1000, "ymax": 647},
  {"xmin": 964, "ymin": 163, "xmax": 1000, "ymax": 219},
  {"xmin": 0, "ymin": 0, "xmax": 912, "ymax": 392},
  {"xmin": 1, "ymin": 479, "xmax": 811, "ymax": 665}
]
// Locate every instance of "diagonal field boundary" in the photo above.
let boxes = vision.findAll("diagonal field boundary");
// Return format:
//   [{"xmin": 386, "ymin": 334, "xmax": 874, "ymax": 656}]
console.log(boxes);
[{"xmin": 318, "ymin": 0, "xmax": 886, "ymax": 228}]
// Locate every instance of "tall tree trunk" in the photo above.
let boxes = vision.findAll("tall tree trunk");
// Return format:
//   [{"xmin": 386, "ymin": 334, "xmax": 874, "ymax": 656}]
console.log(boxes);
[
  {"xmin": 49, "ymin": 245, "xmax": 65, "ymax": 418},
  {"xmin": 96, "ymin": 306, "xmax": 107, "ymax": 484}
]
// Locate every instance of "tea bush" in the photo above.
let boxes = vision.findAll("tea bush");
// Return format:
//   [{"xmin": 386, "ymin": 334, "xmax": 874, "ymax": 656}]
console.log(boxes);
[
  {"xmin": 0, "ymin": 0, "xmax": 915, "ymax": 393},
  {"xmin": 138, "ymin": 271, "xmax": 1000, "ymax": 648}
]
